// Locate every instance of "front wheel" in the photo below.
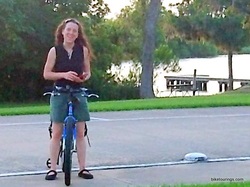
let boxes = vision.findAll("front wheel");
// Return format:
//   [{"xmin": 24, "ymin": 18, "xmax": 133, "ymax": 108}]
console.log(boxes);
[{"xmin": 63, "ymin": 117, "xmax": 74, "ymax": 186}]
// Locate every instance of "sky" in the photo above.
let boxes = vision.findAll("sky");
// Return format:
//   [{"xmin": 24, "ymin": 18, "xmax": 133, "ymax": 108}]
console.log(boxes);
[{"xmin": 104, "ymin": 0, "xmax": 182, "ymax": 18}]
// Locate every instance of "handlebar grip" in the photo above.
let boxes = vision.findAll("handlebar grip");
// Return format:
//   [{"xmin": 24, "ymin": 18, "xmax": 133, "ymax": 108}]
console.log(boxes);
[
  {"xmin": 87, "ymin": 94, "xmax": 99, "ymax": 98},
  {"xmin": 43, "ymin": 92, "xmax": 60, "ymax": 96}
]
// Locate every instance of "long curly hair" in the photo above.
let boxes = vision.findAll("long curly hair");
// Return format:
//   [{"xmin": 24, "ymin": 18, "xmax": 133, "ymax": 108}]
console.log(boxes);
[{"xmin": 54, "ymin": 18, "xmax": 94, "ymax": 61}]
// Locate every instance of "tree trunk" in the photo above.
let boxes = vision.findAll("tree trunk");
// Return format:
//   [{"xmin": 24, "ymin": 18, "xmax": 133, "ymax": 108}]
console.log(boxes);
[
  {"xmin": 140, "ymin": 0, "xmax": 161, "ymax": 98},
  {"xmin": 228, "ymin": 50, "xmax": 233, "ymax": 90}
]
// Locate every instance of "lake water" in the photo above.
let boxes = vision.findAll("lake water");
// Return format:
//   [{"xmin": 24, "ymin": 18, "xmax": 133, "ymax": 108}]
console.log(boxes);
[
  {"xmin": 155, "ymin": 54, "xmax": 250, "ymax": 97},
  {"xmin": 111, "ymin": 54, "xmax": 250, "ymax": 97}
]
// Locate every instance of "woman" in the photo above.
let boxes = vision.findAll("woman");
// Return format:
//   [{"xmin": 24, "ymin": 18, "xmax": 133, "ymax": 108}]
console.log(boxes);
[{"xmin": 43, "ymin": 18, "xmax": 94, "ymax": 180}]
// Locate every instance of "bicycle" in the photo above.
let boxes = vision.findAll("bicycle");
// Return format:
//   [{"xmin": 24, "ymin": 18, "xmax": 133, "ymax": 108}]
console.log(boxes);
[{"xmin": 44, "ymin": 85, "xmax": 98, "ymax": 186}]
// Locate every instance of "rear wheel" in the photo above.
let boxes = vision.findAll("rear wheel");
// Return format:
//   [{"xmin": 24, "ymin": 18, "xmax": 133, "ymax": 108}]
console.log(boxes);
[{"xmin": 63, "ymin": 117, "xmax": 74, "ymax": 186}]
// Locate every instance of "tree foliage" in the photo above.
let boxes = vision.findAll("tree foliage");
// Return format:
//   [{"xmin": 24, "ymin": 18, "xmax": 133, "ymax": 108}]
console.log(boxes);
[
  {"xmin": 170, "ymin": 0, "xmax": 250, "ymax": 90},
  {"xmin": 0, "ymin": 0, "xmax": 142, "ymax": 102},
  {"xmin": 0, "ymin": 0, "xmax": 111, "ymax": 102},
  {"xmin": 1, "ymin": 0, "xmax": 249, "ymax": 102}
]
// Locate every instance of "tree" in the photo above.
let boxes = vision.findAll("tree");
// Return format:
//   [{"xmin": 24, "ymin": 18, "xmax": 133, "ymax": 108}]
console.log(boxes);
[
  {"xmin": 170, "ymin": 0, "xmax": 250, "ymax": 90},
  {"xmin": 140, "ymin": 0, "xmax": 161, "ymax": 98},
  {"xmin": 111, "ymin": 0, "xmax": 178, "ymax": 98}
]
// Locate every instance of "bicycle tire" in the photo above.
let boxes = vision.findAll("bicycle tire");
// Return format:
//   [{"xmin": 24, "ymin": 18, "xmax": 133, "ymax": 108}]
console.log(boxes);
[{"xmin": 63, "ymin": 117, "xmax": 74, "ymax": 186}]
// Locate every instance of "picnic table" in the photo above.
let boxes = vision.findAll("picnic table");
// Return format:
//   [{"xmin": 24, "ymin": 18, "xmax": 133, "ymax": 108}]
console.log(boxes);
[{"xmin": 168, "ymin": 84, "xmax": 196, "ymax": 96}]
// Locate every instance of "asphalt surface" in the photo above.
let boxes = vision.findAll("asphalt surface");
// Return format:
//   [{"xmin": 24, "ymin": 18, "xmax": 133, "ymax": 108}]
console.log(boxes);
[{"xmin": 0, "ymin": 106, "xmax": 250, "ymax": 186}]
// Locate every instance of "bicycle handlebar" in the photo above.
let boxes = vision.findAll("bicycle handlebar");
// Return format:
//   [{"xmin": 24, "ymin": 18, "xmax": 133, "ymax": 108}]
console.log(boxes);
[{"xmin": 43, "ymin": 86, "xmax": 99, "ymax": 98}]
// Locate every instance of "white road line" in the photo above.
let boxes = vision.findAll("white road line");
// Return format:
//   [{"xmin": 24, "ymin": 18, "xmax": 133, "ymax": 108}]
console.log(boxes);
[
  {"xmin": 0, "ymin": 117, "xmax": 107, "ymax": 126},
  {"xmin": 90, "ymin": 113, "xmax": 250, "ymax": 122},
  {"xmin": 97, "ymin": 114, "xmax": 250, "ymax": 121},
  {"xmin": 90, "ymin": 117, "xmax": 110, "ymax": 121},
  {"xmin": 0, "ymin": 113, "xmax": 250, "ymax": 126},
  {"xmin": 0, "ymin": 156, "xmax": 250, "ymax": 178},
  {"xmin": 0, "ymin": 122, "xmax": 49, "ymax": 126},
  {"xmin": 95, "ymin": 114, "xmax": 250, "ymax": 121}
]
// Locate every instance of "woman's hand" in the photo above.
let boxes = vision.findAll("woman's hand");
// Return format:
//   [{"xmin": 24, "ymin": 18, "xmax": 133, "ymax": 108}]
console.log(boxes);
[
  {"xmin": 64, "ymin": 71, "xmax": 79, "ymax": 81},
  {"xmin": 77, "ymin": 72, "xmax": 91, "ymax": 82}
]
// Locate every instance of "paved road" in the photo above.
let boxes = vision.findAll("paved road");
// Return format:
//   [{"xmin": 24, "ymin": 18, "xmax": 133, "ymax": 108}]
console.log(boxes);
[{"xmin": 0, "ymin": 106, "xmax": 250, "ymax": 186}]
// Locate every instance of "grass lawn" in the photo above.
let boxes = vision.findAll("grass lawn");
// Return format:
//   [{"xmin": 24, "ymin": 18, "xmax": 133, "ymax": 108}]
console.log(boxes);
[{"xmin": 0, "ymin": 92, "xmax": 250, "ymax": 116}]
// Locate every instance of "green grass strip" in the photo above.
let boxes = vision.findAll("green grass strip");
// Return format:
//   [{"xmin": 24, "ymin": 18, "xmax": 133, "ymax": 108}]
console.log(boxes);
[
  {"xmin": 153, "ymin": 182, "xmax": 250, "ymax": 186},
  {"xmin": 1, "ymin": 93, "xmax": 250, "ymax": 116}
]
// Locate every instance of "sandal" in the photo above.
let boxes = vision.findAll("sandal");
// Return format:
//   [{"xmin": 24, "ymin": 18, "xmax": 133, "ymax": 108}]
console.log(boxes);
[
  {"xmin": 45, "ymin": 170, "xmax": 57, "ymax": 180},
  {"xmin": 78, "ymin": 169, "xmax": 93, "ymax": 179}
]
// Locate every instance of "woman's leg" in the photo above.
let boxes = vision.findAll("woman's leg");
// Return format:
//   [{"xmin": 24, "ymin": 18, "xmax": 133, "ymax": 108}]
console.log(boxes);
[
  {"xmin": 76, "ymin": 121, "xmax": 93, "ymax": 179},
  {"xmin": 48, "ymin": 122, "xmax": 63, "ymax": 173},
  {"xmin": 76, "ymin": 121, "xmax": 87, "ymax": 170}
]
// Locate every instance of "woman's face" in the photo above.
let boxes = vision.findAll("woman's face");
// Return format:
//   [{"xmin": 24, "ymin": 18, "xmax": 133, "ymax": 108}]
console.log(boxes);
[{"xmin": 62, "ymin": 22, "xmax": 79, "ymax": 44}]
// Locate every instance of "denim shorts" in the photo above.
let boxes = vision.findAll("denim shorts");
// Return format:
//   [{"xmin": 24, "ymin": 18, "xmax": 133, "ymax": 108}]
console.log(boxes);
[{"xmin": 50, "ymin": 92, "xmax": 90, "ymax": 123}]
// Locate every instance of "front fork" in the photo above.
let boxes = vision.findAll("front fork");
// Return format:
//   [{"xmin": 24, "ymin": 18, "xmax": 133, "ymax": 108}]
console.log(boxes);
[{"xmin": 61, "ymin": 123, "xmax": 77, "ymax": 153}]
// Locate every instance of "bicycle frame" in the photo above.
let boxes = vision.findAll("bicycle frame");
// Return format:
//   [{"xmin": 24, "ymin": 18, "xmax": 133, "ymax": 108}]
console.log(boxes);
[
  {"xmin": 62, "ymin": 100, "xmax": 77, "ymax": 153},
  {"xmin": 62, "ymin": 90, "xmax": 81, "ymax": 186}
]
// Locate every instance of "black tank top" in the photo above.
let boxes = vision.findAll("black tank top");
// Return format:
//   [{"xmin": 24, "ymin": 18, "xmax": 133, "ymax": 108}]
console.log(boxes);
[{"xmin": 54, "ymin": 44, "xmax": 84, "ymax": 88}]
